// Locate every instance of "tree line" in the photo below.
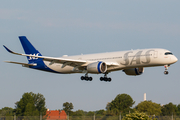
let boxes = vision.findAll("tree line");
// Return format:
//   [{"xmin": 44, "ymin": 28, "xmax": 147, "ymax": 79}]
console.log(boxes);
[{"xmin": 0, "ymin": 92, "xmax": 180, "ymax": 117}]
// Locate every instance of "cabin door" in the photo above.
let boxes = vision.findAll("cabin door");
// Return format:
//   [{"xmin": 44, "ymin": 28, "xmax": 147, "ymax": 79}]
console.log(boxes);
[{"xmin": 154, "ymin": 51, "xmax": 158, "ymax": 58}]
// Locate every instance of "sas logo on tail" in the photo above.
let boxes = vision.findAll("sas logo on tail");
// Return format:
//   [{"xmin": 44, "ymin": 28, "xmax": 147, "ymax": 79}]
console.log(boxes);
[{"xmin": 28, "ymin": 53, "xmax": 40, "ymax": 60}]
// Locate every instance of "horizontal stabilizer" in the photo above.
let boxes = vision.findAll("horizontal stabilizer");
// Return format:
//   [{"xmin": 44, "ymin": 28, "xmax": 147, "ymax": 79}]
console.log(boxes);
[{"xmin": 4, "ymin": 61, "xmax": 37, "ymax": 67}]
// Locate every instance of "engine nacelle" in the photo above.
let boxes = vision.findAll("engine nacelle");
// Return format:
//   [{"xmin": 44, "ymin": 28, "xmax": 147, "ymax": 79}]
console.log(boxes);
[
  {"xmin": 87, "ymin": 61, "xmax": 107, "ymax": 74},
  {"xmin": 123, "ymin": 67, "xmax": 144, "ymax": 76}
]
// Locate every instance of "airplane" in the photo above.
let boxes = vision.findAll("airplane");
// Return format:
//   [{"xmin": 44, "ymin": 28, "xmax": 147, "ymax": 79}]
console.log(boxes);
[{"xmin": 3, "ymin": 36, "xmax": 178, "ymax": 82}]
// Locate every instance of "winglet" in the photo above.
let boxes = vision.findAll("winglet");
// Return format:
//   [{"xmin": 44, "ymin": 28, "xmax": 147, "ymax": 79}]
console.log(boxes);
[{"xmin": 3, "ymin": 45, "xmax": 14, "ymax": 53}]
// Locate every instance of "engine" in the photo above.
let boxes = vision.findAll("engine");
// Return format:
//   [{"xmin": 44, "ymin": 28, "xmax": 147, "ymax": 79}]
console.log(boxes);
[
  {"xmin": 123, "ymin": 67, "xmax": 144, "ymax": 76},
  {"xmin": 87, "ymin": 61, "xmax": 107, "ymax": 74}
]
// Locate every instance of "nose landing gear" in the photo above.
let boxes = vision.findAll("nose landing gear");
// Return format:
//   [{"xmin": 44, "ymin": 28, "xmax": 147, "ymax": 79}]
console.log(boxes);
[{"xmin": 164, "ymin": 65, "xmax": 170, "ymax": 75}]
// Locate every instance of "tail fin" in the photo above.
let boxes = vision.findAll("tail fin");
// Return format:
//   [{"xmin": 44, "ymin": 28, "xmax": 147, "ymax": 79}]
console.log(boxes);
[{"xmin": 19, "ymin": 36, "xmax": 42, "ymax": 63}]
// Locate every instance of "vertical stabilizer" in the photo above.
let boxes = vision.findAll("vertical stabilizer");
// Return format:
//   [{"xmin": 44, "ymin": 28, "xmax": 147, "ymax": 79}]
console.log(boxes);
[{"xmin": 19, "ymin": 36, "xmax": 42, "ymax": 63}]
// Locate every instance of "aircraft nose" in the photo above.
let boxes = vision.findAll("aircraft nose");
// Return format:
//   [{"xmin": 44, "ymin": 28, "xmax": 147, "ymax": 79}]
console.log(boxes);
[{"xmin": 173, "ymin": 56, "xmax": 178, "ymax": 63}]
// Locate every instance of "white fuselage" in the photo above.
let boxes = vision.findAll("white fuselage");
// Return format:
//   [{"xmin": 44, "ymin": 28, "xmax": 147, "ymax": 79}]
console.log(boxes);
[{"xmin": 43, "ymin": 48, "xmax": 178, "ymax": 74}]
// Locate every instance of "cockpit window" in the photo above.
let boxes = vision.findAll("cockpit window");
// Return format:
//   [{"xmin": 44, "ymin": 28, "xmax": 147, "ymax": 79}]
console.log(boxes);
[{"xmin": 165, "ymin": 52, "xmax": 173, "ymax": 55}]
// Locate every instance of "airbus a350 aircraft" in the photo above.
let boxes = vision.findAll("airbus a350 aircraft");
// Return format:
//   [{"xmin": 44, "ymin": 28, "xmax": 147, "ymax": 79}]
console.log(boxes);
[{"xmin": 4, "ymin": 36, "xmax": 178, "ymax": 82}]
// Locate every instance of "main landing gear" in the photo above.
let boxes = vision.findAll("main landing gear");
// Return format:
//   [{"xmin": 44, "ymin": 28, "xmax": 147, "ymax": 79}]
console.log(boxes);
[
  {"xmin": 164, "ymin": 65, "xmax": 169, "ymax": 75},
  {"xmin": 100, "ymin": 73, "xmax": 112, "ymax": 82},
  {"xmin": 81, "ymin": 73, "xmax": 93, "ymax": 81},
  {"xmin": 80, "ymin": 73, "xmax": 112, "ymax": 82}
]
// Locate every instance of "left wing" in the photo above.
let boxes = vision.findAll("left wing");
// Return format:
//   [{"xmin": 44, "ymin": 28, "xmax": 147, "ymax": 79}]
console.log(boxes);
[{"xmin": 3, "ymin": 45, "xmax": 87, "ymax": 67}]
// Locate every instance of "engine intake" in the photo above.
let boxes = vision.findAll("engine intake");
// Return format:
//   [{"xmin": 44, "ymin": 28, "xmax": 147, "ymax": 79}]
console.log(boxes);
[
  {"xmin": 87, "ymin": 61, "xmax": 107, "ymax": 74},
  {"xmin": 123, "ymin": 67, "xmax": 144, "ymax": 76}
]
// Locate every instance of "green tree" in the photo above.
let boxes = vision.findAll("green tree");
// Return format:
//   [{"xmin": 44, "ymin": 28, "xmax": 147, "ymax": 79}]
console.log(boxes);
[
  {"xmin": 72, "ymin": 110, "xmax": 85, "ymax": 116},
  {"xmin": 107, "ymin": 93, "xmax": 135, "ymax": 115},
  {"xmin": 63, "ymin": 102, "xmax": 73, "ymax": 115},
  {"xmin": 135, "ymin": 101, "xmax": 161, "ymax": 115},
  {"xmin": 86, "ymin": 111, "xmax": 94, "ymax": 116},
  {"xmin": 176, "ymin": 104, "xmax": 180, "ymax": 115},
  {"xmin": 0, "ymin": 107, "xmax": 14, "ymax": 116},
  {"xmin": 33, "ymin": 93, "xmax": 46, "ymax": 113},
  {"xmin": 161, "ymin": 102, "xmax": 177, "ymax": 116},
  {"xmin": 96, "ymin": 109, "xmax": 106, "ymax": 116},
  {"xmin": 123, "ymin": 111, "xmax": 156, "ymax": 120},
  {"xmin": 15, "ymin": 92, "xmax": 47, "ymax": 116},
  {"xmin": 106, "ymin": 102, "xmax": 111, "ymax": 111}
]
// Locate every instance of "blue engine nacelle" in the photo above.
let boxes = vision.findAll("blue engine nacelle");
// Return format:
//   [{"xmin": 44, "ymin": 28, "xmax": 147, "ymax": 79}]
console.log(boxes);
[
  {"xmin": 87, "ymin": 61, "xmax": 107, "ymax": 74},
  {"xmin": 123, "ymin": 67, "xmax": 144, "ymax": 76}
]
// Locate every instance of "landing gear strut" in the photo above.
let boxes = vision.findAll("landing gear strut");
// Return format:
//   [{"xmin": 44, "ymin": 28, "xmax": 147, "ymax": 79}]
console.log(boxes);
[
  {"xmin": 164, "ymin": 65, "xmax": 169, "ymax": 75},
  {"xmin": 100, "ymin": 73, "xmax": 112, "ymax": 82},
  {"xmin": 81, "ymin": 73, "xmax": 93, "ymax": 81}
]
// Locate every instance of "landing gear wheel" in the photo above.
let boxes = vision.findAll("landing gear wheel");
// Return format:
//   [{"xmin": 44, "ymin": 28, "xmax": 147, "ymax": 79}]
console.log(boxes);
[
  {"xmin": 108, "ymin": 78, "xmax": 112, "ymax": 82},
  {"xmin": 164, "ymin": 65, "xmax": 170, "ymax": 75},
  {"xmin": 81, "ymin": 76, "xmax": 93, "ymax": 81},
  {"xmin": 100, "ymin": 77, "xmax": 104, "ymax": 81},
  {"xmin": 99, "ymin": 72, "xmax": 112, "ymax": 82},
  {"xmin": 81, "ymin": 76, "xmax": 85, "ymax": 80},
  {"xmin": 85, "ymin": 77, "xmax": 89, "ymax": 81},
  {"xmin": 89, "ymin": 77, "xmax": 93, "ymax": 81},
  {"xmin": 100, "ymin": 77, "xmax": 112, "ymax": 82},
  {"xmin": 164, "ymin": 71, "xmax": 169, "ymax": 75}
]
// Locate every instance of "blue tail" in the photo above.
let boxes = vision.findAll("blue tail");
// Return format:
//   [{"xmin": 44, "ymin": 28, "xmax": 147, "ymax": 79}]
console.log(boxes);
[{"xmin": 19, "ymin": 36, "xmax": 42, "ymax": 63}]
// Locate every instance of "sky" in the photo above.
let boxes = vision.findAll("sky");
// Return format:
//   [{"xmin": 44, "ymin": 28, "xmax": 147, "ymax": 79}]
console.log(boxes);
[{"xmin": 0, "ymin": 0, "xmax": 180, "ymax": 111}]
